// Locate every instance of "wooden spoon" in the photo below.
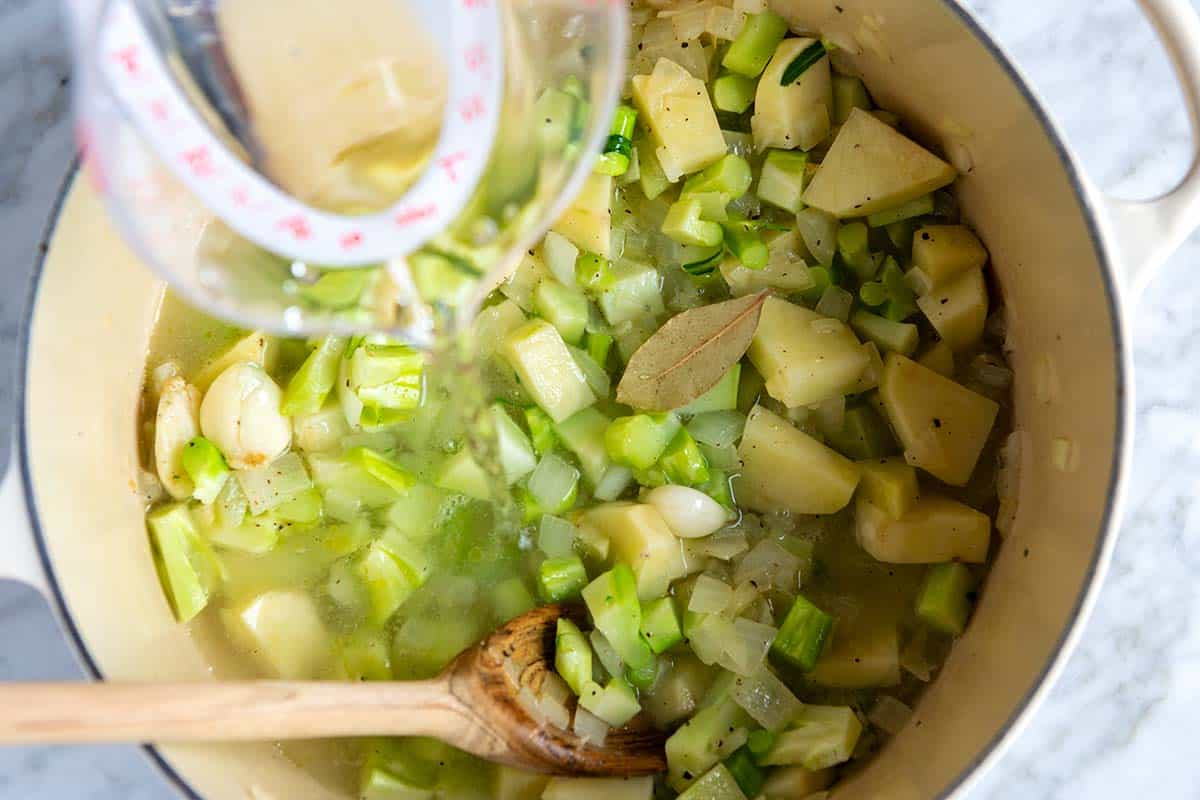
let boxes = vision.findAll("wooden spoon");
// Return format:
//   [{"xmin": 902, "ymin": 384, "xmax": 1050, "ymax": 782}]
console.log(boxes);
[{"xmin": 0, "ymin": 604, "xmax": 666, "ymax": 776}]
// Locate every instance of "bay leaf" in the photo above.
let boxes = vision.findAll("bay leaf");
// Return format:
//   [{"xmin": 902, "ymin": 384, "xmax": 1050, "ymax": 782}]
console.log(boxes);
[{"xmin": 616, "ymin": 291, "xmax": 769, "ymax": 411}]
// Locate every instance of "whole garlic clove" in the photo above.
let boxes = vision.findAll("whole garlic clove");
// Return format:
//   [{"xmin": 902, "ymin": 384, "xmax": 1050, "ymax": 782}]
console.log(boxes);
[
  {"xmin": 644, "ymin": 485, "xmax": 731, "ymax": 539},
  {"xmin": 200, "ymin": 362, "xmax": 291, "ymax": 470},
  {"xmin": 155, "ymin": 376, "xmax": 202, "ymax": 499}
]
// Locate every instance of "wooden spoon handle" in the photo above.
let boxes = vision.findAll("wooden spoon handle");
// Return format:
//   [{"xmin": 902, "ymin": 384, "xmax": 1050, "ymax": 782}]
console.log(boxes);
[{"xmin": 0, "ymin": 680, "xmax": 473, "ymax": 744}]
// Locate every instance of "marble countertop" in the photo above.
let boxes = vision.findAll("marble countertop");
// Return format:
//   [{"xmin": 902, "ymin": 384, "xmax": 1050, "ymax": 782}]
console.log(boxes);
[{"xmin": 2, "ymin": 0, "xmax": 1199, "ymax": 797}]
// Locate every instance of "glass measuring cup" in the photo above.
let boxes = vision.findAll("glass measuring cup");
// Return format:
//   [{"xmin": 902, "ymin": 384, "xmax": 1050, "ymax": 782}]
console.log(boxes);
[{"xmin": 66, "ymin": 0, "xmax": 628, "ymax": 346}]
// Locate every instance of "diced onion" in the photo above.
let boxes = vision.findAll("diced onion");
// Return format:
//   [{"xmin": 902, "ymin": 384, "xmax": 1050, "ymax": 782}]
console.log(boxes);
[
  {"xmin": 734, "ymin": 540, "xmax": 801, "ymax": 591},
  {"xmin": 236, "ymin": 453, "xmax": 312, "ymax": 515},
  {"xmin": 867, "ymin": 695, "xmax": 913, "ymax": 735},
  {"xmin": 689, "ymin": 575, "xmax": 734, "ymax": 614},
  {"xmin": 795, "ymin": 208, "xmax": 838, "ymax": 268},
  {"xmin": 995, "ymin": 431, "xmax": 1023, "ymax": 537},
  {"xmin": 538, "ymin": 515, "xmax": 577, "ymax": 559},
  {"xmin": 593, "ymin": 466, "xmax": 634, "ymax": 502},
  {"xmin": 692, "ymin": 530, "xmax": 749, "ymax": 561},
  {"xmin": 687, "ymin": 411, "xmax": 747, "ymax": 448},
  {"xmin": 900, "ymin": 628, "xmax": 935, "ymax": 682},
  {"xmin": 722, "ymin": 617, "xmax": 777, "ymax": 676},
  {"xmin": 573, "ymin": 707, "xmax": 610, "ymax": 745},
  {"xmin": 538, "ymin": 687, "xmax": 571, "ymax": 730},
  {"xmin": 815, "ymin": 286, "xmax": 854, "ymax": 323},
  {"xmin": 589, "ymin": 630, "xmax": 624, "ymax": 678},
  {"xmin": 732, "ymin": 666, "xmax": 804, "ymax": 732},
  {"xmin": 528, "ymin": 454, "xmax": 580, "ymax": 511}
]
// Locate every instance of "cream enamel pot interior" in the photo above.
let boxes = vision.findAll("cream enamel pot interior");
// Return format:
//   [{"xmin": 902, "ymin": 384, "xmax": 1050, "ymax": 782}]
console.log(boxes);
[{"xmin": 4, "ymin": 1, "xmax": 1200, "ymax": 798}]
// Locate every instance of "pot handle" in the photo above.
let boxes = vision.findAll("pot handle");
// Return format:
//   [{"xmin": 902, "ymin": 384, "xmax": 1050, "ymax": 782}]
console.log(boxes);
[
  {"xmin": 0, "ymin": 461, "xmax": 48, "ymax": 594},
  {"xmin": 1099, "ymin": 0, "xmax": 1200, "ymax": 295}
]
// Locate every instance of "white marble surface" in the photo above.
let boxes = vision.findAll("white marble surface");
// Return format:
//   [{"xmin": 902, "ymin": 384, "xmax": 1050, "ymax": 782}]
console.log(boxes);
[{"xmin": 1, "ymin": 0, "xmax": 1199, "ymax": 797}]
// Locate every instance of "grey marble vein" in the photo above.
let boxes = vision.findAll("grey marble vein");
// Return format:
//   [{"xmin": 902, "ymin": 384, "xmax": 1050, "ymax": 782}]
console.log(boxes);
[{"xmin": 1, "ymin": 0, "xmax": 1199, "ymax": 798}]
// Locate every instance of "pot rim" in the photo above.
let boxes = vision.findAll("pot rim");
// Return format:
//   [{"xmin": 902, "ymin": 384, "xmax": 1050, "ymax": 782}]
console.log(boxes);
[{"xmin": 12, "ymin": 3, "xmax": 1132, "ymax": 796}]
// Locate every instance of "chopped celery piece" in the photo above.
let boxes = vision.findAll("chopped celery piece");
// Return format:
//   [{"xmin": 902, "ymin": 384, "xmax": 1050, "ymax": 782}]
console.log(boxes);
[
  {"xmin": 597, "ymin": 104, "xmax": 638, "ymax": 176},
  {"xmin": 523, "ymin": 406, "xmax": 558, "ymax": 456},
  {"xmin": 746, "ymin": 729, "xmax": 777, "ymax": 760},
  {"xmin": 716, "ymin": 754, "xmax": 760, "ymax": 798},
  {"xmin": 712, "ymin": 73, "xmax": 758, "ymax": 114},
  {"xmin": 857, "ymin": 456, "xmax": 919, "ymax": 519},
  {"xmin": 298, "ymin": 269, "xmax": 373, "ymax": 310},
  {"xmin": 688, "ymin": 410, "xmax": 747, "ymax": 449},
  {"xmin": 760, "ymin": 706, "xmax": 862, "ymax": 770},
  {"xmin": 359, "ymin": 765, "xmax": 434, "ymax": 800},
  {"xmin": 345, "ymin": 447, "xmax": 416, "ymax": 493},
  {"xmin": 336, "ymin": 629, "xmax": 392, "ymax": 682},
  {"xmin": 683, "ymin": 154, "xmax": 754, "ymax": 200},
  {"xmin": 555, "ymin": 407, "xmax": 614, "ymax": 486},
  {"xmin": 576, "ymin": 251, "xmax": 614, "ymax": 293},
  {"xmin": 757, "ymin": 149, "xmax": 809, "ymax": 214},
  {"xmin": 680, "ymin": 364, "xmax": 741, "ymax": 416},
  {"xmin": 493, "ymin": 577, "xmax": 536, "ymax": 624},
  {"xmin": 534, "ymin": 280, "xmax": 590, "ymax": 346},
  {"xmin": 722, "ymin": 221, "xmax": 768, "ymax": 270},
  {"xmin": 205, "ymin": 514, "xmax": 281, "ymax": 554},
  {"xmin": 535, "ymin": 87, "xmax": 577, "ymax": 155},
  {"xmin": 702, "ymin": 470, "xmax": 736, "ymax": 511},
  {"xmin": 538, "ymin": 514, "xmax": 577, "ymax": 559},
  {"xmin": 147, "ymin": 503, "xmax": 215, "ymax": 622},
  {"xmin": 489, "ymin": 405, "xmax": 537, "ymax": 485},
  {"xmin": 916, "ymin": 562, "xmax": 975, "ymax": 635},
  {"xmin": 350, "ymin": 344, "xmax": 423, "ymax": 411},
  {"xmin": 569, "ymin": 345, "xmax": 611, "ymax": 400},
  {"xmin": 663, "ymin": 197, "xmax": 725, "ymax": 247},
  {"xmin": 181, "ymin": 436, "xmax": 229, "ymax": 504},
  {"xmin": 723, "ymin": 11, "xmax": 788, "ymax": 78},
  {"xmin": 282, "ymin": 336, "xmax": 349, "ymax": 416},
  {"xmin": 867, "ymin": 193, "xmax": 935, "ymax": 228},
  {"xmin": 597, "ymin": 259, "xmax": 664, "ymax": 327},
  {"xmin": 836, "ymin": 221, "xmax": 876, "ymax": 280},
  {"xmin": 605, "ymin": 413, "xmax": 682, "ymax": 470},
  {"xmin": 771, "ymin": 594, "xmax": 833, "ymax": 671},
  {"xmin": 666, "ymin": 672, "xmax": 752, "ymax": 791},
  {"xmin": 539, "ymin": 555, "xmax": 589, "ymax": 602},
  {"xmin": 555, "ymin": 617, "xmax": 594, "ymax": 695},
  {"xmin": 409, "ymin": 249, "xmax": 478, "ymax": 308},
  {"xmin": 660, "ymin": 429, "xmax": 711, "ymax": 486},
  {"xmin": 526, "ymin": 453, "xmax": 581, "ymax": 514},
  {"xmin": 501, "ymin": 320, "xmax": 596, "ymax": 423},
  {"xmin": 851, "ymin": 310, "xmax": 919, "ymax": 356},
  {"xmin": 580, "ymin": 677, "xmax": 641, "ymax": 727},
  {"xmin": 434, "ymin": 450, "xmax": 491, "ymax": 501},
  {"xmin": 640, "ymin": 596, "xmax": 683, "ymax": 654},
  {"xmin": 832, "ymin": 74, "xmax": 872, "ymax": 125},
  {"xmin": 355, "ymin": 535, "xmax": 430, "ymax": 625},
  {"xmin": 582, "ymin": 565, "xmax": 657, "ymax": 688},
  {"xmin": 593, "ymin": 465, "xmax": 635, "ymax": 502},
  {"xmin": 587, "ymin": 331, "xmax": 614, "ymax": 368},
  {"xmin": 860, "ymin": 257, "xmax": 918, "ymax": 322},
  {"xmin": 822, "ymin": 404, "xmax": 897, "ymax": 461},
  {"xmin": 271, "ymin": 487, "xmax": 323, "ymax": 524}
]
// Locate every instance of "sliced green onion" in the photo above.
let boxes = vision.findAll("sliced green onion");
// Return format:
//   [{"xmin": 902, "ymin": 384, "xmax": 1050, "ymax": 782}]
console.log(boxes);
[
  {"xmin": 659, "ymin": 428, "xmax": 711, "ymax": 486},
  {"xmin": 523, "ymin": 406, "xmax": 558, "ymax": 456},
  {"xmin": 780, "ymin": 40, "xmax": 828, "ymax": 85},
  {"xmin": 555, "ymin": 617, "xmax": 594, "ymax": 695},
  {"xmin": 605, "ymin": 413, "xmax": 682, "ymax": 470},
  {"xmin": 722, "ymin": 221, "xmax": 768, "ymax": 270},
  {"xmin": 712, "ymin": 72, "xmax": 758, "ymax": 114},
  {"xmin": 596, "ymin": 105, "xmax": 638, "ymax": 176},
  {"xmin": 916, "ymin": 562, "xmax": 976, "ymax": 635}
]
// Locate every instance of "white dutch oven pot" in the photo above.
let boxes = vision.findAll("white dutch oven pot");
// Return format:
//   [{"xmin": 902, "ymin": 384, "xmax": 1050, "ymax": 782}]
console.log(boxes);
[{"xmin": 3, "ymin": 1, "xmax": 1200, "ymax": 798}]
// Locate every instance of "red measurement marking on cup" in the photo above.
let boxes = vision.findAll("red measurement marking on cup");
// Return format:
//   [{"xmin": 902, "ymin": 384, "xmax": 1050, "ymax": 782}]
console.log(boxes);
[
  {"xmin": 395, "ymin": 204, "xmax": 437, "ymax": 226},
  {"xmin": 438, "ymin": 151, "xmax": 469, "ymax": 183},
  {"xmin": 464, "ymin": 42, "xmax": 489, "ymax": 73},
  {"xmin": 460, "ymin": 94, "xmax": 485, "ymax": 123},
  {"xmin": 181, "ymin": 146, "xmax": 215, "ymax": 178},
  {"xmin": 231, "ymin": 185, "xmax": 251, "ymax": 207},
  {"xmin": 149, "ymin": 98, "xmax": 169, "ymax": 122},
  {"xmin": 462, "ymin": 0, "xmax": 489, "ymax": 8},
  {"xmin": 76, "ymin": 122, "xmax": 108, "ymax": 194},
  {"xmin": 112, "ymin": 45, "xmax": 140, "ymax": 76},
  {"xmin": 277, "ymin": 215, "xmax": 313, "ymax": 240},
  {"xmin": 340, "ymin": 231, "xmax": 364, "ymax": 250}
]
